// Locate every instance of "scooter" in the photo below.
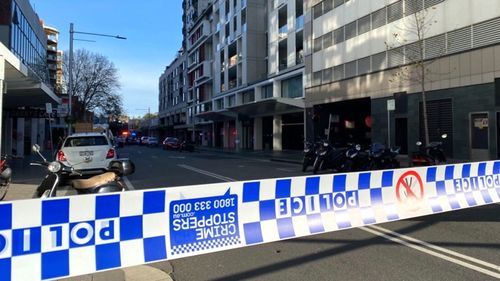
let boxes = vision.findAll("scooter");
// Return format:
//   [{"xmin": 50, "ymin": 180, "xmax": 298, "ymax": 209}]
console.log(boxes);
[
  {"xmin": 312, "ymin": 140, "xmax": 347, "ymax": 174},
  {"xmin": 369, "ymin": 143, "xmax": 401, "ymax": 170},
  {"xmin": 31, "ymin": 144, "xmax": 135, "ymax": 198},
  {"xmin": 0, "ymin": 155, "xmax": 12, "ymax": 201},
  {"xmin": 302, "ymin": 141, "xmax": 320, "ymax": 172},
  {"xmin": 411, "ymin": 134, "xmax": 447, "ymax": 166},
  {"xmin": 343, "ymin": 144, "xmax": 370, "ymax": 172}
]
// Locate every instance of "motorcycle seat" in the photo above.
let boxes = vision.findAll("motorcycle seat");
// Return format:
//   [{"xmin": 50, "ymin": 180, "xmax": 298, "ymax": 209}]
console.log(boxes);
[{"xmin": 72, "ymin": 172, "xmax": 117, "ymax": 190}]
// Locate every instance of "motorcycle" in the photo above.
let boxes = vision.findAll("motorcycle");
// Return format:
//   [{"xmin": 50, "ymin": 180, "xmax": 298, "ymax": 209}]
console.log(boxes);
[
  {"xmin": 343, "ymin": 144, "xmax": 370, "ymax": 172},
  {"xmin": 31, "ymin": 144, "xmax": 135, "ymax": 198},
  {"xmin": 411, "ymin": 134, "xmax": 447, "ymax": 166},
  {"xmin": 312, "ymin": 140, "xmax": 347, "ymax": 174},
  {"xmin": 368, "ymin": 143, "xmax": 401, "ymax": 170},
  {"xmin": 0, "ymin": 155, "xmax": 12, "ymax": 201},
  {"xmin": 302, "ymin": 141, "xmax": 320, "ymax": 172}
]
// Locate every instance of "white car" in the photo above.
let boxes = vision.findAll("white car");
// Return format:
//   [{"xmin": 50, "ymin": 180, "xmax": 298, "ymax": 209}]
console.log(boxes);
[{"xmin": 57, "ymin": 133, "xmax": 117, "ymax": 173}]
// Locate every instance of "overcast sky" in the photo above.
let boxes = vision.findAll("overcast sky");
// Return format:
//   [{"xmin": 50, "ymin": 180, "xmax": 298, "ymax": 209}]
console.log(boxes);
[{"xmin": 30, "ymin": 0, "xmax": 184, "ymax": 118}]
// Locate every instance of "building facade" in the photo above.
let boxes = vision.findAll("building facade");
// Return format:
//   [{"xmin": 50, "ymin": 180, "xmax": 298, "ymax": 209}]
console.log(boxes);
[
  {"xmin": 159, "ymin": 52, "xmax": 189, "ymax": 141},
  {"xmin": 304, "ymin": 0, "xmax": 500, "ymax": 160},
  {"xmin": 0, "ymin": 0, "xmax": 60, "ymax": 155}
]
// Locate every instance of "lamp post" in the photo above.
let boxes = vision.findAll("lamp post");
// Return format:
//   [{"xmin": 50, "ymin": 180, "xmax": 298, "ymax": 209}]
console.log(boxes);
[{"xmin": 68, "ymin": 23, "xmax": 126, "ymax": 134}]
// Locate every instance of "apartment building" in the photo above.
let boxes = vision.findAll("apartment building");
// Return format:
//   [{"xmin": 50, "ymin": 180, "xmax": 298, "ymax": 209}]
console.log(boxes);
[
  {"xmin": 194, "ymin": 0, "xmax": 306, "ymax": 150},
  {"xmin": 0, "ymin": 0, "xmax": 60, "ymax": 155},
  {"xmin": 304, "ymin": 0, "xmax": 500, "ymax": 160},
  {"xmin": 158, "ymin": 51, "xmax": 189, "ymax": 141}
]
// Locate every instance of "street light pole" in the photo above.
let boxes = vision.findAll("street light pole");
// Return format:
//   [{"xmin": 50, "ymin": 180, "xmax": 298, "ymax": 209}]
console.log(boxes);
[{"xmin": 68, "ymin": 23, "xmax": 126, "ymax": 135}]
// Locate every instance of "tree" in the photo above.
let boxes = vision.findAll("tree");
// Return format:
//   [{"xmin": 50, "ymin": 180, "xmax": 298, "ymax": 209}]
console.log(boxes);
[
  {"xmin": 64, "ymin": 49, "xmax": 123, "ymax": 121},
  {"xmin": 385, "ymin": 5, "xmax": 441, "ymax": 146}
]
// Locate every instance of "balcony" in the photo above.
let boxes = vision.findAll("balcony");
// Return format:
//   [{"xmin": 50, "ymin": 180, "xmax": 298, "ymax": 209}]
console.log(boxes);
[
  {"xmin": 195, "ymin": 61, "xmax": 212, "ymax": 83},
  {"xmin": 278, "ymin": 25, "xmax": 288, "ymax": 40}
]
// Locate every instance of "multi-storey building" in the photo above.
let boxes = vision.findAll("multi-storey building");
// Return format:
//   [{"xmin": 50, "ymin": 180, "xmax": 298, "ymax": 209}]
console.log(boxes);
[
  {"xmin": 43, "ymin": 24, "xmax": 63, "ymax": 95},
  {"xmin": 0, "ymin": 0, "xmax": 60, "ymax": 155},
  {"xmin": 160, "ymin": 0, "xmax": 307, "ymax": 150},
  {"xmin": 304, "ymin": 0, "xmax": 500, "ymax": 160},
  {"xmin": 159, "ymin": 51, "xmax": 189, "ymax": 141}
]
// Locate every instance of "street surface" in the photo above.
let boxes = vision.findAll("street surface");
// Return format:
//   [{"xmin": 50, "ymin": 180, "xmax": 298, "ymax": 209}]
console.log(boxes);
[{"xmin": 120, "ymin": 145, "xmax": 500, "ymax": 281}]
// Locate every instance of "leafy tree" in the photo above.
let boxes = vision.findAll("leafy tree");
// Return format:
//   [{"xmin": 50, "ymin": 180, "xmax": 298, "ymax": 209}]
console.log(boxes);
[
  {"xmin": 64, "ymin": 49, "xmax": 123, "ymax": 121},
  {"xmin": 385, "ymin": 5, "xmax": 441, "ymax": 145}
]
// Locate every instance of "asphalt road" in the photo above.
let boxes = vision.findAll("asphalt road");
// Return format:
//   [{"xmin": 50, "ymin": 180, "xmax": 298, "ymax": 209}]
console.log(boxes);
[{"xmin": 120, "ymin": 145, "xmax": 500, "ymax": 281}]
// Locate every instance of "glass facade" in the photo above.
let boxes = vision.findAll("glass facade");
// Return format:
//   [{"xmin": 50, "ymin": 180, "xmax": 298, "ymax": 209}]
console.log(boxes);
[
  {"xmin": 281, "ymin": 75, "xmax": 303, "ymax": 98},
  {"xmin": 9, "ymin": 1, "xmax": 49, "ymax": 84}
]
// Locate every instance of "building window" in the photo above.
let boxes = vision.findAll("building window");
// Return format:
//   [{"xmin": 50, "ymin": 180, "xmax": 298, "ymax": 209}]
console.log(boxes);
[
  {"xmin": 281, "ymin": 75, "xmax": 303, "ymax": 98},
  {"xmin": 262, "ymin": 84, "xmax": 273, "ymax": 99}
]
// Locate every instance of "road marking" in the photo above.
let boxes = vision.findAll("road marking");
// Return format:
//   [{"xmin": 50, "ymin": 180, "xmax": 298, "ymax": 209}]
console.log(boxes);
[
  {"xmin": 362, "ymin": 225, "xmax": 500, "ymax": 278},
  {"xmin": 152, "ymin": 155, "xmax": 158, "ymax": 159},
  {"xmin": 178, "ymin": 164, "xmax": 235, "ymax": 182},
  {"xmin": 277, "ymin": 168, "xmax": 295, "ymax": 172},
  {"xmin": 169, "ymin": 156, "xmax": 186, "ymax": 159},
  {"xmin": 123, "ymin": 176, "xmax": 135, "ymax": 190}
]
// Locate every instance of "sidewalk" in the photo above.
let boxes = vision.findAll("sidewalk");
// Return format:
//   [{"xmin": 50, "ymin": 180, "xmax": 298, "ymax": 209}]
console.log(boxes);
[{"xmin": 4, "ymin": 157, "xmax": 174, "ymax": 281}]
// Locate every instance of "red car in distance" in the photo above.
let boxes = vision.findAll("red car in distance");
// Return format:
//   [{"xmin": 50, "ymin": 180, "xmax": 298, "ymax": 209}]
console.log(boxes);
[{"xmin": 162, "ymin": 137, "xmax": 180, "ymax": 150}]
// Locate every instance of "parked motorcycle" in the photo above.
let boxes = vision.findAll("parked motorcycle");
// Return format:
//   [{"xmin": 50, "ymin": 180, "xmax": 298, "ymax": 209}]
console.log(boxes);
[
  {"xmin": 343, "ymin": 144, "xmax": 370, "ymax": 172},
  {"xmin": 31, "ymin": 144, "xmax": 135, "ymax": 198},
  {"xmin": 411, "ymin": 134, "xmax": 447, "ymax": 166},
  {"xmin": 302, "ymin": 141, "xmax": 320, "ymax": 172},
  {"xmin": 312, "ymin": 141, "xmax": 347, "ymax": 174},
  {"xmin": 0, "ymin": 155, "xmax": 12, "ymax": 201},
  {"xmin": 368, "ymin": 143, "xmax": 401, "ymax": 170}
]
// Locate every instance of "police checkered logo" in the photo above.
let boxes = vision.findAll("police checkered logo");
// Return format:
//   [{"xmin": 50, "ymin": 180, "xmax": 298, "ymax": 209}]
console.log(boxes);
[{"xmin": 171, "ymin": 236, "xmax": 240, "ymax": 255}]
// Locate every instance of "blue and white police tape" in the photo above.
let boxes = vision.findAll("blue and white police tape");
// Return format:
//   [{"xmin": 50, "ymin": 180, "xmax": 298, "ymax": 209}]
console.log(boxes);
[{"xmin": 1, "ymin": 161, "xmax": 500, "ymax": 280}]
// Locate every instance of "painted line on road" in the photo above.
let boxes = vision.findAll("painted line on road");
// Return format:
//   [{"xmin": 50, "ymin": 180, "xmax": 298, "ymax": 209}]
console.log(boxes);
[
  {"xmin": 122, "ymin": 176, "xmax": 135, "ymax": 191},
  {"xmin": 366, "ymin": 225, "xmax": 500, "ymax": 272},
  {"xmin": 177, "ymin": 164, "xmax": 235, "ymax": 182},
  {"xmin": 276, "ymin": 168, "xmax": 296, "ymax": 172},
  {"xmin": 152, "ymin": 155, "xmax": 158, "ymax": 159},
  {"xmin": 362, "ymin": 226, "xmax": 500, "ymax": 278}
]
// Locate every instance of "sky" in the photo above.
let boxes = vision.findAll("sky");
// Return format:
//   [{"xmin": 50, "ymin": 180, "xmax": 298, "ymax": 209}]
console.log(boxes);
[{"xmin": 30, "ymin": 0, "xmax": 184, "ymax": 118}]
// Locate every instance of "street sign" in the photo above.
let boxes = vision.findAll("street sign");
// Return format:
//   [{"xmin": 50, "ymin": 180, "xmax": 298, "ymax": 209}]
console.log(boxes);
[
  {"xmin": 56, "ymin": 104, "xmax": 69, "ymax": 116},
  {"xmin": 387, "ymin": 99, "xmax": 395, "ymax": 111}
]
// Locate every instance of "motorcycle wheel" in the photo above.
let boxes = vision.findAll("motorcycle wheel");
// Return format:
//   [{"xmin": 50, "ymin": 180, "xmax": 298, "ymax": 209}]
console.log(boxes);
[
  {"xmin": 344, "ymin": 159, "xmax": 354, "ymax": 172},
  {"xmin": 302, "ymin": 158, "xmax": 309, "ymax": 172},
  {"xmin": 0, "ymin": 179, "xmax": 10, "ymax": 201},
  {"xmin": 312, "ymin": 159, "xmax": 322, "ymax": 174}
]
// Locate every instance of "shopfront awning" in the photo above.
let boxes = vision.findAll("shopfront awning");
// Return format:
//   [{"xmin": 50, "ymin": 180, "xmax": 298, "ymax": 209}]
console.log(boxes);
[
  {"xmin": 227, "ymin": 97, "xmax": 305, "ymax": 116},
  {"xmin": 1, "ymin": 43, "xmax": 61, "ymax": 109}
]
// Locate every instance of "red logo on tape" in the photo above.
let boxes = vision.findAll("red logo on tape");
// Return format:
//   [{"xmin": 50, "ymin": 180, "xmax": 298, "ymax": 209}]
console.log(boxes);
[{"xmin": 396, "ymin": 170, "xmax": 424, "ymax": 203}]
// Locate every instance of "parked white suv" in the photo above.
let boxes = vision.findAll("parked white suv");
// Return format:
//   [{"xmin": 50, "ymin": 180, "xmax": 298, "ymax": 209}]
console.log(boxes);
[{"xmin": 57, "ymin": 133, "xmax": 117, "ymax": 173}]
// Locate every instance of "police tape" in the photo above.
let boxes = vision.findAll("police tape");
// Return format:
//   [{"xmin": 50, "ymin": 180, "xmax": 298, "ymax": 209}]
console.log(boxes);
[{"xmin": 1, "ymin": 161, "xmax": 500, "ymax": 280}]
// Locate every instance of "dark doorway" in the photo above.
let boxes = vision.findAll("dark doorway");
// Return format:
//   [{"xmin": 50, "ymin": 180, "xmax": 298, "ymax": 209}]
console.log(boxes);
[
  {"xmin": 395, "ymin": 118, "xmax": 408, "ymax": 154},
  {"xmin": 419, "ymin": 99, "xmax": 453, "ymax": 157},
  {"xmin": 241, "ymin": 119, "xmax": 254, "ymax": 150},
  {"xmin": 214, "ymin": 122, "xmax": 224, "ymax": 148},
  {"xmin": 497, "ymin": 112, "xmax": 500, "ymax": 159},
  {"xmin": 282, "ymin": 112, "xmax": 304, "ymax": 150},
  {"xmin": 262, "ymin": 116, "xmax": 273, "ymax": 150}
]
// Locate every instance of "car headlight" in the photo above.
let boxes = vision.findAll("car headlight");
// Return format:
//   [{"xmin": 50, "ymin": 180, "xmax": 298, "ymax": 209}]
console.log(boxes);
[{"xmin": 48, "ymin": 161, "xmax": 62, "ymax": 173}]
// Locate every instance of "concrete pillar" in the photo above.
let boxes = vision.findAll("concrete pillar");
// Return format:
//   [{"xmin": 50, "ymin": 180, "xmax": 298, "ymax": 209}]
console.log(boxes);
[
  {"xmin": 3, "ymin": 117, "xmax": 12, "ymax": 156},
  {"xmin": 16, "ymin": 118, "xmax": 24, "ymax": 156},
  {"xmin": 38, "ymin": 118, "xmax": 46, "ymax": 149},
  {"xmin": 212, "ymin": 123, "xmax": 216, "ymax": 148},
  {"xmin": 223, "ymin": 121, "xmax": 229, "ymax": 148},
  {"xmin": 31, "ymin": 118, "xmax": 38, "ymax": 153},
  {"xmin": 254, "ymin": 117, "xmax": 263, "ymax": 150},
  {"xmin": 254, "ymin": 86, "xmax": 262, "ymax": 102},
  {"xmin": 273, "ymin": 115, "xmax": 282, "ymax": 151},
  {"xmin": 273, "ymin": 79, "xmax": 281, "ymax": 98}
]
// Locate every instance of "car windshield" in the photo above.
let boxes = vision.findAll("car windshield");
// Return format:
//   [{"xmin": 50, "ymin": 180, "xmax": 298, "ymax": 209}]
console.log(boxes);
[
  {"xmin": 63, "ymin": 136, "xmax": 109, "ymax": 147},
  {"xmin": 166, "ymin": 138, "xmax": 178, "ymax": 143}
]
